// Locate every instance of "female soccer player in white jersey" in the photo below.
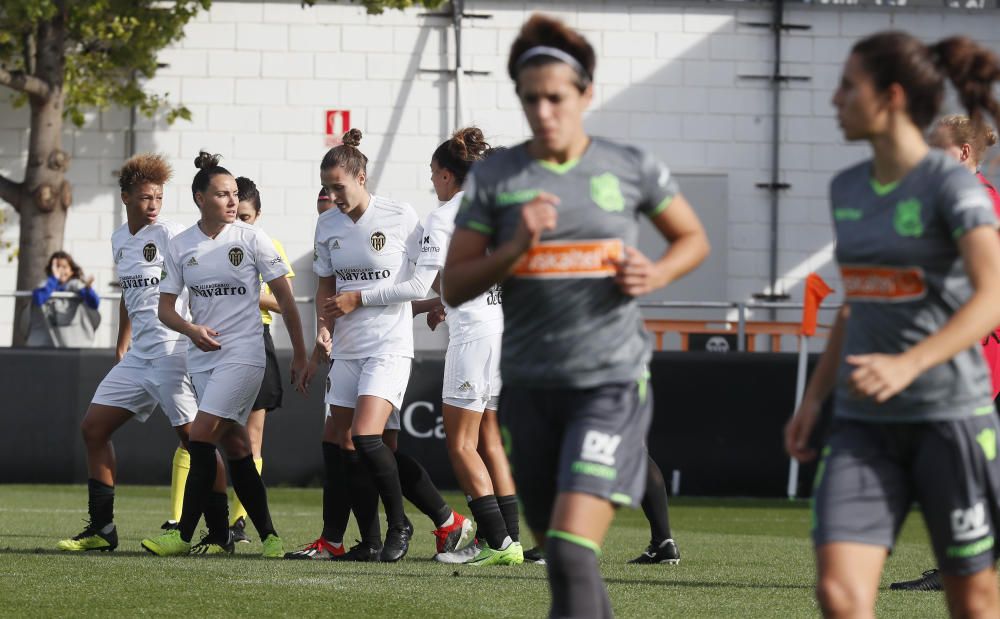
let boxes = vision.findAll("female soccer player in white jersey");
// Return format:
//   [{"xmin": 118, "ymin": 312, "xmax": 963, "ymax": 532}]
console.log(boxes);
[
  {"xmin": 56, "ymin": 153, "xmax": 209, "ymax": 552},
  {"xmin": 330, "ymin": 127, "xmax": 523, "ymax": 566},
  {"xmin": 443, "ymin": 15, "xmax": 710, "ymax": 617},
  {"xmin": 140, "ymin": 152, "xmax": 308, "ymax": 558},
  {"xmin": 784, "ymin": 33, "xmax": 1000, "ymax": 617},
  {"xmin": 311, "ymin": 128, "xmax": 472, "ymax": 562}
]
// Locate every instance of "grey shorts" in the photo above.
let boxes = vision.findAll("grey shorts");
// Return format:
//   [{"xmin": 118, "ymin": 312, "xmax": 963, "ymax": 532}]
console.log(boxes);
[
  {"xmin": 813, "ymin": 415, "xmax": 1000, "ymax": 576},
  {"xmin": 499, "ymin": 373, "xmax": 652, "ymax": 533}
]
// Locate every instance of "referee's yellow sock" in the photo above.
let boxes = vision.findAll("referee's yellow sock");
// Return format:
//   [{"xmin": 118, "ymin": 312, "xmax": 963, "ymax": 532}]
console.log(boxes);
[
  {"xmin": 170, "ymin": 447, "xmax": 190, "ymax": 523},
  {"xmin": 230, "ymin": 457, "xmax": 263, "ymax": 526}
]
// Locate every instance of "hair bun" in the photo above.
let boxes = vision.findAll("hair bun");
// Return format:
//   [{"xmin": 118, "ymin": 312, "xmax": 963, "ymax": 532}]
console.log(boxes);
[
  {"xmin": 194, "ymin": 150, "xmax": 222, "ymax": 170},
  {"xmin": 342, "ymin": 129, "xmax": 363, "ymax": 148},
  {"xmin": 985, "ymin": 125, "xmax": 999, "ymax": 148},
  {"xmin": 452, "ymin": 127, "xmax": 488, "ymax": 160}
]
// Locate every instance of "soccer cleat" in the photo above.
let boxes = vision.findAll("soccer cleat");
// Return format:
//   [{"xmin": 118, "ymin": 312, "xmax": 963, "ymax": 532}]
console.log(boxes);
[
  {"xmin": 161, "ymin": 520, "xmax": 179, "ymax": 531},
  {"xmin": 190, "ymin": 530, "xmax": 235, "ymax": 556},
  {"xmin": 141, "ymin": 529, "xmax": 191, "ymax": 556},
  {"xmin": 57, "ymin": 522, "xmax": 118, "ymax": 552},
  {"xmin": 889, "ymin": 569, "xmax": 943, "ymax": 591},
  {"xmin": 522, "ymin": 546, "xmax": 546, "ymax": 565},
  {"xmin": 467, "ymin": 540, "xmax": 524, "ymax": 566},
  {"xmin": 628, "ymin": 538, "xmax": 680, "ymax": 565},
  {"xmin": 333, "ymin": 540, "xmax": 382, "ymax": 562},
  {"xmin": 434, "ymin": 541, "xmax": 481, "ymax": 564},
  {"xmin": 261, "ymin": 534, "xmax": 284, "ymax": 558},
  {"xmin": 284, "ymin": 537, "xmax": 345, "ymax": 560},
  {"xmin": 432, "ymin": 511, "xmax": 474, "ymax": 554},
  {"xmin": 230, "ymin": 516, "xmax": 251, "ymax": 544},
  {"xmin": 380, "ymin": 523, "xmax": 413, "ymax": 562}
]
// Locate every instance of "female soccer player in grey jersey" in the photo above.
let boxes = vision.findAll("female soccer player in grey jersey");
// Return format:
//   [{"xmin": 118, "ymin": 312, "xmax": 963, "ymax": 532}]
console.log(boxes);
[
  {"xmin": 784, "ymin": 33, "xmax": 1000, "ymax": 617},
  {"xmin": 443, "ymin": 15, "xmax": 709, "ymax": 618}
]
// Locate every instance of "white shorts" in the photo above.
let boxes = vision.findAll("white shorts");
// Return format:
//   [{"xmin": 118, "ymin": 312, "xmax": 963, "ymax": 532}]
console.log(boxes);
[
  {"xmin": 91, "ymin": 351, "xmax": 198, "ymax": 427},
  {"xmin": 442, "ymin": 333, "xmax": 502, "ymax": 414},
  {"xmin": 190, "ymin": 363, "xmax": 265, "ymax": 426},
  {"xmin": 325, "ymin": 356, "xmax": 411, "ymax": 430}
]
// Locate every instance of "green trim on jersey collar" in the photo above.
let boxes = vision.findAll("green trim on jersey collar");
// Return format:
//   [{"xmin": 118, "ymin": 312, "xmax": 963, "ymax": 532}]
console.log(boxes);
[
  {"xmin": 870, "ymin": 177, "xmax": 900, "ymax": 196},
  {"xmin": 537, "ymin": 158, "xmax": 581, "ymax": 174}
]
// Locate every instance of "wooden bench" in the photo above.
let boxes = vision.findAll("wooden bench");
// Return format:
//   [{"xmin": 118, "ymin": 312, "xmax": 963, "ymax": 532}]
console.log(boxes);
[{"xmin": 643, "ymin": 319, "xmax": 830, "ymax": 352}]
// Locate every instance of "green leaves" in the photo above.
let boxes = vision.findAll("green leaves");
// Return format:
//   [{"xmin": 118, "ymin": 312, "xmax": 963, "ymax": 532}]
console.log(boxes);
[
  {"xmin": 302, "ymin": 0, "xmax": 446, "ymax": 15},
  {"xmin": 0, "ymin": 0, "xmax": 208, "ymax": 125}
]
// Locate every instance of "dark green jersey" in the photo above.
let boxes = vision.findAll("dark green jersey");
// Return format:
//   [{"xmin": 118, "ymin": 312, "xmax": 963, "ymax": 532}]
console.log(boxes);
[{"xmin": 455, "ymin": 138, "xmax": 678, "ymax": 388}]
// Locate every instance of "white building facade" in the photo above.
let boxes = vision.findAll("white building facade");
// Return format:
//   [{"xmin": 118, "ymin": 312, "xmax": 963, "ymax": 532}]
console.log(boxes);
[{"xmin": 0, "ymin": 0, "xmax": 997, "ymax": 348}]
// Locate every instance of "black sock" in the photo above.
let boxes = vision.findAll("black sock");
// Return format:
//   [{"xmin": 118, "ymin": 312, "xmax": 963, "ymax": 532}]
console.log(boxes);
[
  {"xmin": 87, "ymin": 478, "xmax": 115, "ymax": 529},
  {"xmin": 468, "ymin": 495, "xmax": 508, "ymax": 550},
  {"xmin": 546, "ymin": 535, "xmax": 611, "ymax": 619},
  {"xmin": 204, "ymin": 492, "xmax": 229, "ymax": 541},
  {"xmin": 322, "ymin": 442, "xmax": 351, "ymax": 543},
  {"xmin": 179, "ymin": 441, "xmax": 217, "ymax": 542},
  {"xmin": 496, "ymin": 495, "xmax": 520, "ymax": 543},
  {"xmin": 641, "ymin": 455, "xmax": 672, "ymax": 544},
  {"xmin": 353, "ymin": 434, "xmax": 406, "ymax": 528},
  {"xmin": 395, "ymin": 451, "xmax": 451, "ymax": 528},
  {"xmin": 230, "ymin": 455, "xmax": 276, "ymax": 540},
  {"xmin": 345, "ymin": 448, "xmax": 382, "ymax": 546}
]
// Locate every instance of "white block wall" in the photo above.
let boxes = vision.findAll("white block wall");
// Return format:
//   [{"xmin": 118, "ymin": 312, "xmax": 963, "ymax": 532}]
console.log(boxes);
[{"xmin": 1, "ymin": 0, "xmax": 998, "ymax": 347}]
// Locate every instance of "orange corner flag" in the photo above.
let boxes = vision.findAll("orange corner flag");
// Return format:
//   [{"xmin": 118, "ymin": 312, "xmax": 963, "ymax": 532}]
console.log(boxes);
[{"xmin": 800, "ymin": 273, "xmax": 833, "ymax": 336}]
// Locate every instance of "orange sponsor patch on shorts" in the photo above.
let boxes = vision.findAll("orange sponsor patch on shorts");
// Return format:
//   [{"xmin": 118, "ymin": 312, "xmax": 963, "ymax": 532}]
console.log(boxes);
[
  {"xmin": 512, "ymin": 239, "xmax": 623, "ymax": 279},
  {"xmin": 841, "ymin": 264, "xmax": 927, "ymax": 302}
]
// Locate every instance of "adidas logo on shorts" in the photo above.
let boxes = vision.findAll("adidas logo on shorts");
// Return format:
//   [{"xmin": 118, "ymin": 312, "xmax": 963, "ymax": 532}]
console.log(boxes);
[{"xmin": 458, "ymin": 381, "xmax": 473, "ymax": 392}]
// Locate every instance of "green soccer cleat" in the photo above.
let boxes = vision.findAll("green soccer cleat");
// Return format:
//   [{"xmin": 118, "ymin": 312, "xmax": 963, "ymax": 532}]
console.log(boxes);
[
  {"xmin": 467, "ymin": 540, "xmax": 524, "ymax": 566},
  {"xmin": 261, "ymin": 534, "xmax": 284, "ymax": 558},
  {"xmin": 57, "ymin": 523, "xmax": 118, "ymax": 552},
  {"xmin": 141, "ymin": 529, "xmax": 191, "ymax": 556}
]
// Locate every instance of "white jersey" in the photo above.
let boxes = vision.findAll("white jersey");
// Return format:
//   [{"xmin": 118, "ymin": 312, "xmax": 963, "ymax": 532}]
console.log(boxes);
[
  {"xmin": 112, "ymin": 219, "xmax": 190, "ymax": 359},
  {"xmin": 420, "ymin": 192, "xmax": 503, "ymax": 345},
  {"xmin": 161, "ymin": 221, "xmax": 290, "ymax": 373},
  {"xmin": 313, "ymin": 194, "xmax": 422, "ymax": 359}
]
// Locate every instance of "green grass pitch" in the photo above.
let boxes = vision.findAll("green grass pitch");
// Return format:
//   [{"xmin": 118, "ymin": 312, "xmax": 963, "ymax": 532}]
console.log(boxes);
[{"xmin": 0, "ymin": 485, "xmax": 953, "ymax": 617}]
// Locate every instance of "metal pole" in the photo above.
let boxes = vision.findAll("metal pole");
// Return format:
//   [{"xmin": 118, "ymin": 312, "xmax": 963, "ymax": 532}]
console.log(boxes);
[
  {"xmin": 767, "ymin": 0, "xmax": 784, "ymax": 318},
  {"xmin": 737, "ymin": 302, "xmax": 746, "ymax": 352},
  {"xmin": 452, "ymin": 0, "xmax": 463, "ymax": 127},
  {"xmin": 787, "ymin": 334, "xmax": 809, "ymax": 498}
]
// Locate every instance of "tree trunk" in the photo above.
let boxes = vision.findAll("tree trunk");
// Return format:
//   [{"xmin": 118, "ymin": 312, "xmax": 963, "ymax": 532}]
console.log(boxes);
[{"xmin": 11, "ymin": 8, "xmax": 69, "ymax": 347}]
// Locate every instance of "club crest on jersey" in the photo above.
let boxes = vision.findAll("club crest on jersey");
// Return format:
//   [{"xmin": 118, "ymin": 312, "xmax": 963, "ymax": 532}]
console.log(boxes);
[
  {"xmin": 142, "ymin": 242, "xmax": 157, "ymax": 262},
  {"xmin": 228, "ymin": 246, "xmax": 245, "ymax": 267},
  {"xmin": 370, "ymin": 231, "xmax": 386, "ymax": 252},
  {"xmin": 590, "ymin": 173, "xmax": 625, "ymax": 213},
  {"xmin": 893, "ymin": 198, "xmax": 924, "ymax": 238}
]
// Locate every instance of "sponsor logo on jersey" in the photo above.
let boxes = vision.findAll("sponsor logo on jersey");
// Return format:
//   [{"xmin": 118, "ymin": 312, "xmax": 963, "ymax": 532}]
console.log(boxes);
[
  {"xmin": 486, "ymin": 284, "xmax": 502, "ymax": 305},
  {"xmin": 421, "ymin": 233, "xmax": 439, "ymax": 253},
  {"xmin": 334, "ymin": 267, "xmax": 392, "ymax": 281},
  {"xmin": 189, "ymin": 283, "xmax": 248, "ymax": 297},
  {"xmin": 590, "ymin": 173, "xmax": 625, "ymax": 213},
  {"xmin": 840, "ymin": 264, "xmax": 927, "ymax": 302},
  {"xmin": 952, "ymin": 502, "xmax": 990, "ymax": 542},
  {"xmin": 893, "ymin": 198, "xmax": 924, "ymax": 237},
  {"xmin": 512, "ymin": 239, "xmax": 623, "ymax": 279},
  {"xmin": 119, "ymin": 274, "xmax": 160, "ymax": 289},
  {"xmin": 332, "ymin": 240, "xmax": 340, "ymax": 250},
  {"xmin": 142, "ymin": 242, "xmax": 157, "ymax": 262},
  {"xmin": 268, "ymin": 256, "xmax": 283, "ymax": 266},
  {"xmin": 186, "ymin": 256, "xmax": 199, "ymax": 267},
  {"xmin": 370, "ymin": 231, "xmax": 386, "ymax": 252},
  {"xmin": 834, "ymin": 208, "xmax": 863, "ymax": 221}
]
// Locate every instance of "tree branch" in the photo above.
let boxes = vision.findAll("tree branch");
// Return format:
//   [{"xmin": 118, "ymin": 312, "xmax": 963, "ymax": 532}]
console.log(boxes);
[
  {"xmin": 0, "ymin": 67, "xmax": 50, "ymax": 99},
  {"xmin": 0, "ymin": 173, "xmax": 23, "ymax": 211}
]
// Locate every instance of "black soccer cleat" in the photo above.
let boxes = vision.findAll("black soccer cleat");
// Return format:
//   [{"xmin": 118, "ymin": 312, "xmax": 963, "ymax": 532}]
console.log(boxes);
[
  {"xmin": 230, "ymin": 516, "xmax": 251, "ymax": 544},
  {"xmin": 628, "ymin": 538, "xmax": 680, "ymax": 565},
  {"xmin": 333, "ymin": 540, "xmax": 382, "ymax": 562},
  {"xmin": 889, "ymin": 569, "xmax": 943, "ymax": 591},
  {"xmin": 189, "ymin": 529, "xmax": 235, "ymax": 556},
  {"xmin": 522, "ymin": 546, "xmax": 546, "ymax": 565},
  {"xmin": 380, "ymin": 523, "xmax": 413, "ymax": 562}
]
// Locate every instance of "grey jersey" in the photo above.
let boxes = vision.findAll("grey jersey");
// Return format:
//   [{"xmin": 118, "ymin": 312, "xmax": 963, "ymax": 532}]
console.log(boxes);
[
  {"xmin": 455, "ymin": 138, "xmax": 678, "ymax": 388},
  {"xmin": 832, "ymin": 150, "xmax": 997, "ymax": 422}
]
